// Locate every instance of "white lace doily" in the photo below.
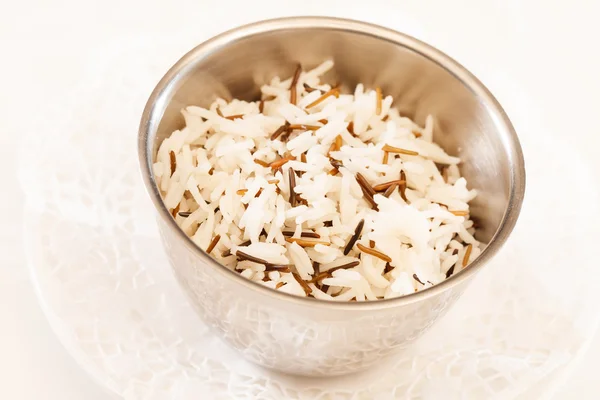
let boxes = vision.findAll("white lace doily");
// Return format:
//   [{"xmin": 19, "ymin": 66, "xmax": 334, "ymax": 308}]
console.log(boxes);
[{"xmin": 18, "ymin": 31, "xmax": 600, "ymax": 399}]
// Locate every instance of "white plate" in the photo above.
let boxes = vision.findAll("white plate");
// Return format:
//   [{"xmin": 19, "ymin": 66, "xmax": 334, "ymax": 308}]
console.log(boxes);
[{"xmin": 19, "ymin": 28, "xmax": 600, "ymax": 399}]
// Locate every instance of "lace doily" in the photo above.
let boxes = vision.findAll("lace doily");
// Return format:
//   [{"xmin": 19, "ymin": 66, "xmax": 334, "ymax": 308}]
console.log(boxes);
[{"xmin": 19, "ymin": 31, "xmax": 600, "ymax": 399}]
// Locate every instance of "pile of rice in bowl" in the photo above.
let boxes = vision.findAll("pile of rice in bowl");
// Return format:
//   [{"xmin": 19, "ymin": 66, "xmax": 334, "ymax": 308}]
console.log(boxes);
[{"xmin": 153, "ymin": 61, "xmax": 481, "ymax": 301}]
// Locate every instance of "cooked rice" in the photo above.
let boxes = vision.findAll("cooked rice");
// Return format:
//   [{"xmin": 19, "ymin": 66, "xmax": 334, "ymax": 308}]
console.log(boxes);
[{"xmin": 154, "ymin": 60, "xmax": 481, "ymax": 301}]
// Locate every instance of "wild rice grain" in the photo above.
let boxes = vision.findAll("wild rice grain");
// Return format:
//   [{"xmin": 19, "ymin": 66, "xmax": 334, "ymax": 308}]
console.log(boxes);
[
  {"xmin": 373, "ymin": 179, "xmax": 406, "ymax": 192},
  {"xmin": 265, "ymin": 265, "xmax": 292, "ymax": 273},
  {"xmin": 384, "ymin": 263, "xmax": 393, "ymax": 274},
  {"xmin": 329, "ymin": 159, "xmax": 343, "ymax": 170},
  {"xmin": 306, "ymin": 88, "xmax": 340, "ymax": 109},
  {"xmin": 310, "ymin": 272, "xmax": 330, "ymax": 284},
  {"xmin": 222, "ymin": 240, "xmax": 251, "ymax": 257},
  {"xmin": 463, "ymin": 243, "xmax": 473, "ymax": 267},
  {"xmin": 172, "ymin": 203, "xmax": 180, "ymax": 218},
  {"xmin": 355, "ymin": 173, "xmax": 378, "ymax": 210},
  {"xmin": 225, "ymin": 114, "xmax": 244, "ymax": 120},
  {"xmin": 254, "ymin": 159, "xmax": 270, "ymax": 168},
  {"xmin": 356, "ymin": 173, "xmax": 376, "ymax": 196},
  {"xmin": 343, "ymin": 219, "xmax": 365, "ymax": 255},
  {"xmin": 282, "ymin": 231, "xmax": 321, "ymax": 238},
  {"xmin": 236, "ymin": 251, "xmax": 270, "ymax": 266},
  {"xmin": 310, "ymin": 261, "xmax": 361, "ymax": 283},
  {"xmin": 206, "ymin": 235, "xmax": 221, "ymax": 254},
  {"xmin": 413, "ymin": 274, "xmax": 425, "ymax": 285},
  {"xmin": 289, "ymin": 124, "xmax": 320, "ymax": 131},
  {"xmin": 383, "ymin": 184, "xmax": 398, "ymax": 198},
  {"xmin": 328, "ymin": 261, "xmax": 361, "ymax": 273},
  {"xmin": 313, "ymin": 261, "xmax": 320, "ymax": 274},
  {"xmin": 347, "ymin": 121, "xmax": 355, "ymax": 136},
  {"xmin": 169, "ymin": 151, "xmax": 176, "ymax": 176},
  {"xmin": 270, "ymin": 156, "xmax": 294, "ymax": 170},
  {"xmin": 451, "ymin": 210, "xmax": 469, "ymax": 217},
  {"xmin": 382, "ymin": 144, "xmax": 419, "ymax": 156},
  {"xmin": 293, "ymin": 272, "xmax": 313, "ymax": 295},
  {"xmin": 335, "ymin": 135, "xmax": 343, "ymax": 151},
  {"xmin": 356, "ymin": 243, "xmax": 392, "ymax": 263},
  {"xmin": 399, "ymin": 170, "xmax": 408, "ymax": 202},
  {"xmin": 270, "ymin": 122, "xmax": 290, "ymax": 140},
  {"xmin": 290, "ymin": 64, "xmax": 302, "ymax": 105},
  {"xmin": 285, "ymin": 237, "xmax": 330, "ymax": 247},
  {"xmin": 303, "ymin": 83, "xmax": 320, "ymax": 93},
  {"xmin": 288, "ymin": 168, "xmax": 297, "ymax": 207}
]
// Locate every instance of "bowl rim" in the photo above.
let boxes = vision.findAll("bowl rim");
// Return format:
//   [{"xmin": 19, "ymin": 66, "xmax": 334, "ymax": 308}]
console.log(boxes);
[{"xmin": 138, "ymin": 16, "xmax": 526, "ymax": 311}]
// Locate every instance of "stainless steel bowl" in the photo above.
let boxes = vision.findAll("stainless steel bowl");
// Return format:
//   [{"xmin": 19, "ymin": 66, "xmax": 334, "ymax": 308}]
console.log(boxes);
[{"xmin": 138, "ymin": 16, "xmax": 525, "ymax": 376}]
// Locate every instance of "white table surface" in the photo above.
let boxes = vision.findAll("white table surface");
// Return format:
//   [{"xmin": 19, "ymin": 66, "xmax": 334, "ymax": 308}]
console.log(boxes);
[{"xmin": 2, "ymin": 0, "xmax": 599, "ymax": 398}]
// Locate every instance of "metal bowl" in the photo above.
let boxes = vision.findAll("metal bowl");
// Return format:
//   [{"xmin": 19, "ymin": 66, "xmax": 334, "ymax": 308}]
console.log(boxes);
[{"xmin": 138, "ymin": 16, "xmax": 525, "ymax": 376}]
